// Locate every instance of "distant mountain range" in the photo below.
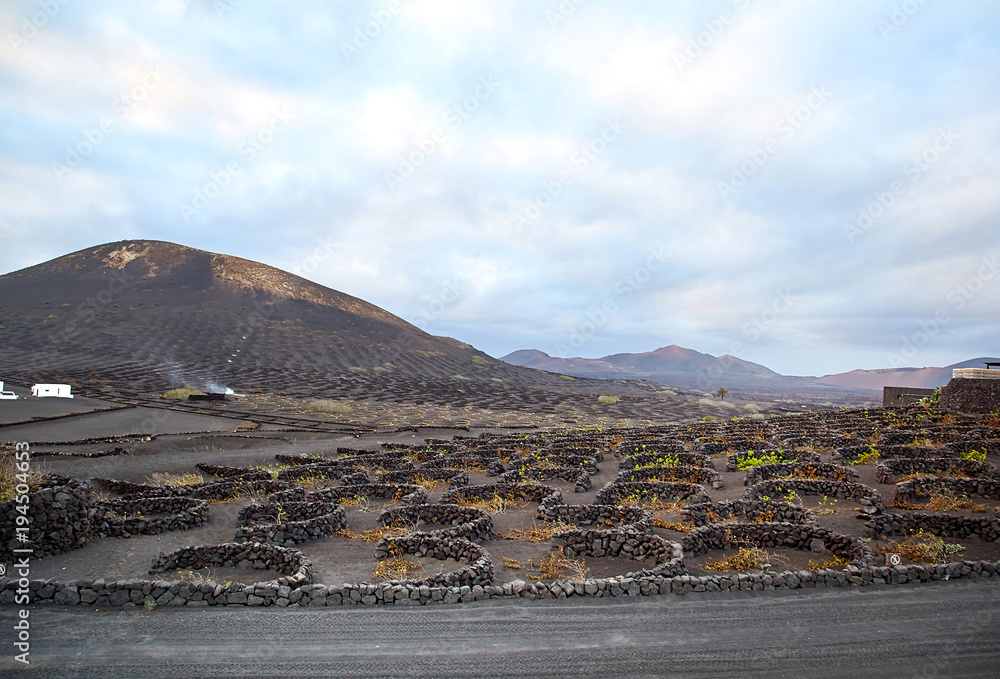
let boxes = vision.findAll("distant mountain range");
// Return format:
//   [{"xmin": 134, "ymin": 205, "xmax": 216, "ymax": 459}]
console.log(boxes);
[
  {"xmin": 814, "ymin": 357, "xmax": 1000, "ymax": 390},
  {"xmin": 501, "ymin": 346, "xmax": 999, "ymax": 394}
]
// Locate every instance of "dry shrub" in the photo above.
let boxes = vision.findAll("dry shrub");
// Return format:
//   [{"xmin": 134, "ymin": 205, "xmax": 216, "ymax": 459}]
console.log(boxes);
[
  {"xmin": 926, "ymin": 491, "xmax": 985, "ymax": 512},
  {"xmin": 338, "ymin": 495, "xmax": 373, "ymax": 512},
  {"xmin": 497, "ymin": 520, "xmax": 574, "ymax": 542},
  {"xmin": 0, "ymin": 452, "xmax": 45, "ymax": 502},
  {"xmin": 652, "ymin": 514, "xmax": 696, "ymax": 533},
  {"xmin": 294, "ymin": 474, "xmax": 331, "ymax": 491},
  {"xmin": 453, "ymin": 492, "xmax": 526, "ymax": 514},
  {"xmin": 335, "ymin": 524, "xmax": 412, "ymax": 542},
  {"xmin": 617, "ymin": 491, "xmax": 685, "ymax": 511},
  {"xmin": 884, "ymin": 532, "xmax": 965, "ymax": 564},
  {"xmin": 502, "ymin": 556, "xmax": 523, "ymax": 569},
  {"xmin": 808, "ymin": 555, "xmax": 851, "ymax": 570},
  {"xmin": 891, "ymin": 491, "xmax": 986, "ymax": 512},
  {"xmin": 409, "ymin": 475, "xmax": 446, "ymax": 491},
  {"xmin": 249, "ymin": 463, "xmax": 291, "ymax": 479},
  {"xmin": 372, "ymin": 544, "xmax": 423, "ymax": 580},
  {"xmin": 305, "ymin": 400, "xmax": 354, "ymax": 415},
  {"xmin": 703, "ymin": 546, "xmax": 773, "ymax": 572},
  {"xmin": 527, "ymin": 551, "xmax": 590, "ymax": 580},
  {"xmin": 148, "ymin": 471, "xmax": 204, "ymax": 487}
]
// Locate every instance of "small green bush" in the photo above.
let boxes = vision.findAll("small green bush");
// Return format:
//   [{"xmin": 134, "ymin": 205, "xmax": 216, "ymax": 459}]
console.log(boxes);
[
  {"xmin": 597, "ymin": 394, "xmax": 620, "ymax": 404},
  {"xmin": 162, "ymin": 387, "xmax": 206, "ymax": 400},
  {"xmin": 736, "ymin": 450, "xmax": 794, "ymax": 471},
  {"xmin": 305, "ymin": 400, "xmax": 353, "ymax": 415}
]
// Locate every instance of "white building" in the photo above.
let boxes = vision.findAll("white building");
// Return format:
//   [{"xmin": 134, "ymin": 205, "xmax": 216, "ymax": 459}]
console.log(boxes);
[
  {"xmin": 0, "ymin": 381, "xmax": 17, "ymax": 400},
  {"xmin": 31, "ymin": 383, "xmax": 73, "ymax": 398}
]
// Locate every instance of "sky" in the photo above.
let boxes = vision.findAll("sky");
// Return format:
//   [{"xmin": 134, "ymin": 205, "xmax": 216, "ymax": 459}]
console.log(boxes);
[{"xmin": 1, "ymin": 0, "xmax": 998, "ymax": 377}]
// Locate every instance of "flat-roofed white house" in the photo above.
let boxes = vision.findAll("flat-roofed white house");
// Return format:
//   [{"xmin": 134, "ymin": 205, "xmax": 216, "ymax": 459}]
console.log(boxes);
[
  {"xmin": 31, "ymin": 383, "xmax": 73, "ymax": 398},
  {"xmin": 0, "ymin": 381, "xmax": 17, "ymax": 400}
]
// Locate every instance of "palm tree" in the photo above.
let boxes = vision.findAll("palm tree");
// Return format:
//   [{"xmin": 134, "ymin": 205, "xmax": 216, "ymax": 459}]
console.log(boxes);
[{"xmin": 716, "ymin": 387, "xmax": 728, "ymax": 401}]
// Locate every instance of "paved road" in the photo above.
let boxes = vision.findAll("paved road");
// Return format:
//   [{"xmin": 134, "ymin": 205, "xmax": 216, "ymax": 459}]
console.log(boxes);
[{"xmin": 2, "ymin": 579, "xmax": 999, "ymax": 678}]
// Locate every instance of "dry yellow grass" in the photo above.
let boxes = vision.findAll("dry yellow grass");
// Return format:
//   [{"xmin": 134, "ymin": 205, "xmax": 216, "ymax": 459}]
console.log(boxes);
[
  {"xmin": 497, "ymin": 520, "xmax": 574, "ymax": 542},
  {"xmin": 453, "ymin": 493, "xmax": 526, "ymax": 514},
  {"xmin": 527, "ymin": 551, "xmax": 590, "ymax": 580},
  {"xmin": 703, "ymin": 546, "xmax": 772, "ymax": 572},
  {"xmin": 652, "ymin": 514, "xmax": 696, "ymax": 533},
  {"xmin": 334, "ymin": 524, "xmax": 412, "ymax": 542}
]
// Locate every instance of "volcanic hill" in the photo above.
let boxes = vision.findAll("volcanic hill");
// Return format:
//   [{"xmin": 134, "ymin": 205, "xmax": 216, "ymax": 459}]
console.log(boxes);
[{"xmin": 0, "ymin": 240, "xmax": 688, "ymax": 418}]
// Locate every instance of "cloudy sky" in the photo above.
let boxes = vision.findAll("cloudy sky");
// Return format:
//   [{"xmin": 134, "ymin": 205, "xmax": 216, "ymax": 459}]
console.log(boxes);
[{"xmin": 1, "ymin": 0, "xmax": 998, "ymax": 376}]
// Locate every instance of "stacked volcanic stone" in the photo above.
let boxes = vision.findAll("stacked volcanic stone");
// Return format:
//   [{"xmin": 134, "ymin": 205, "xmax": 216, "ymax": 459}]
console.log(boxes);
[
  {"xmin": 893, "ymin": 477, "xmax": 1000, "ymax": 503},
  {"xmin": 682, "ymin": 522, "xmax": 874, "ymax": 566},
  {"xmin": 701, "ymin": 439, "xmax": 768, "ymax": 455},
  {"xmin": 620, "ymin": 452, "xmax": 714, "ymax": 469},
  {"xmin": 0, "ymin": 475, "xmax": 95, "ymax": 562},
  {"xmin": 508, "ymin": 454, "xmax": 601, "ymax": 474},
  {"xmin": 195, "ymin": 463, "xmax": 266, "ymax": 479},
  {"xmin": 865, "ymin": 512, "xmax": 1000, "ymax": 541},
  {"xmin": 149, "ymin": 542, "xmax": 311, "ymax": 588},
  {"xmin": 440, "ymin": 483, "xmax": 564, "ymax": 512},
  {"xmin": 876, "ymin": 458, "xmax": 1000, "ymax": 484},
  {"xmin": 727, "ymin": 450, "xmax": 821, "ymax": 472},
  {"xmin": 681, "ymin": 499, "xmax": 816, "ymax": 527},
  {"xmin": 743, "ymin": 462, "xmax": 859, "ymax": 486},
  {"xmin": 552, "ymin": 528, "xmax": 685, "ymax": 578},
  {"xmin": 339, "ymin": 471, "xmax": 371, "ymax": 485},
  {"xmin": 95, "ymin": 496, "xmax": 209, "ymax": 538},
  {"xmin": 616, "ymin": 465, "xmax": 724, "ymax": 490},
  {"xmin": 274, "ymin": 453, "xmax": 329, "ymax": 464},
  {"xmin": 187, "ymin": 479, "xmax": 295, "ymax": 502},
  {"xmin": 8, "ymin": 558, "xmax": 1000, "ymax": 606},
  {"xmin": 309, "ymin": 483, "xmax": 428, "ymax": 505},
  {"xmin": 234, "ymin": 500, "xmax": 346, "ymax": 546},
  {"xmin": 536, "ymin": 504, "xmax": 652, "ymax": 532},
  {"xmin": 833, "ymin": 445, "xmax": 944, "ymax": 463},
  {"xmin": 377, "ymin": 468, "xmax": 469, "ymax": 488},
  {"xmin": 378, "ymin": 504, "xmax": 493, "ymax": 542},
  {"xmin": 276, "ymin": 460, "xmax": 366, "ymax": 482},
  {"xmin": 594, "ymin": 481, "xmax": 710, "ymax": 507},
  {"xmin": 747, "ymin": 479, "xmax": 884, "ymax": 514},
  {"xmin": 943, "ymin": 439, "xmax": 1000, "ymax": 456},
  {"xmin": 499, "ymin": 467, "xmax": 592, "ymax": 492},
  {"xmin": 373, "ymin": 535, "xmax": 494, "ymax": 587},
  {"xmin": 95, "ymin": 476, "xmax": 296, "ymax": 502}
]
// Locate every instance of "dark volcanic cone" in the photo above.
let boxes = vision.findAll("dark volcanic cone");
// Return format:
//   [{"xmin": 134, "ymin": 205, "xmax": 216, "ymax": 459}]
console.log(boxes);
[{"xmin": 0, "ymin": 240, "xmax": 589, "ymax": 399}]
